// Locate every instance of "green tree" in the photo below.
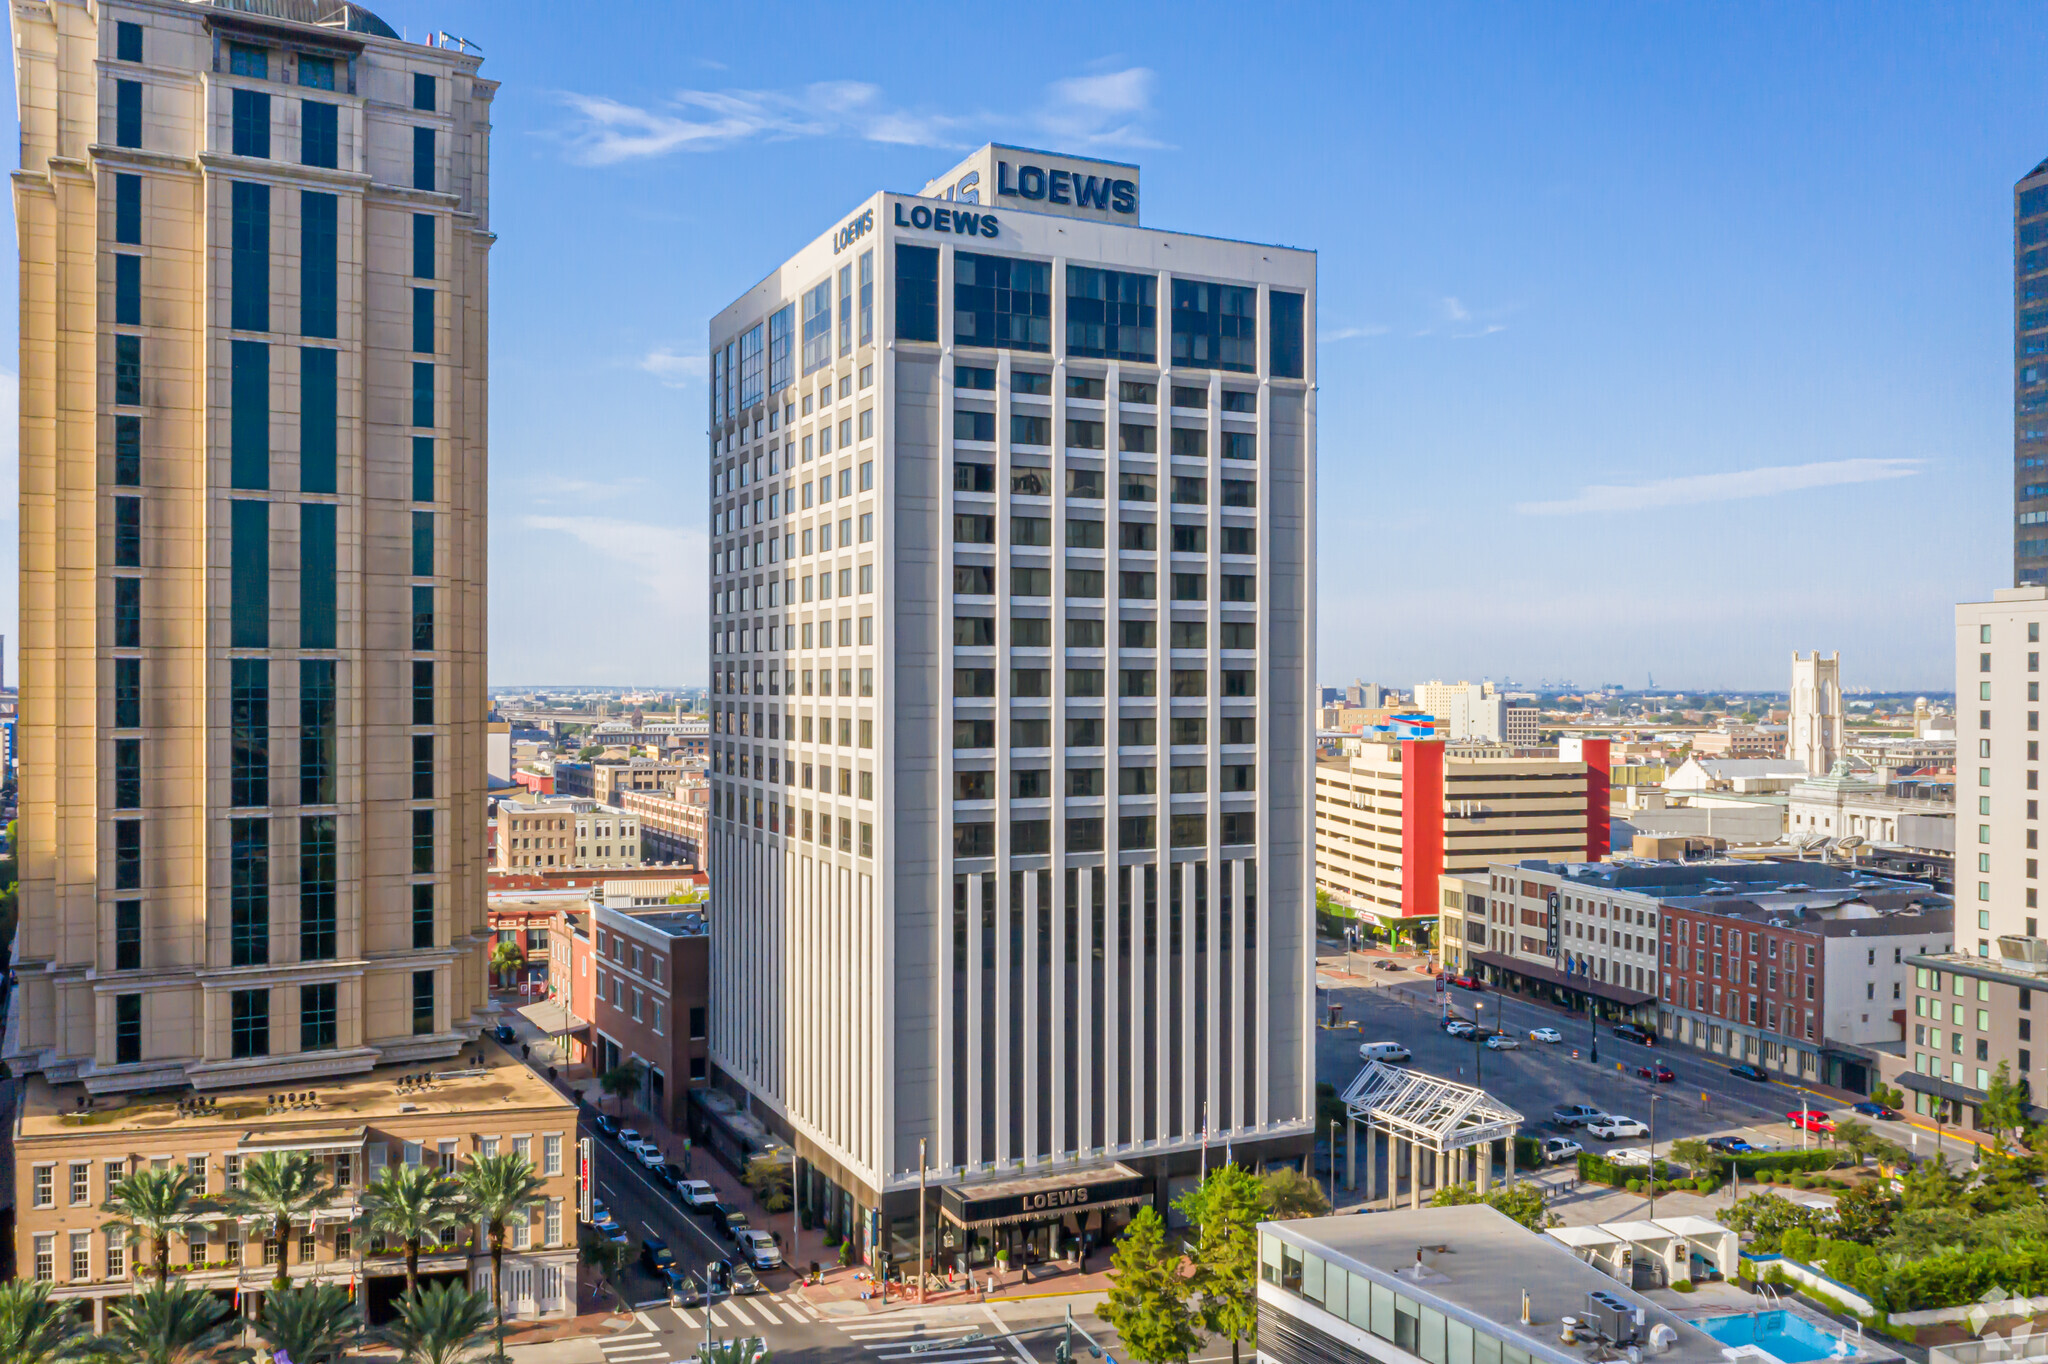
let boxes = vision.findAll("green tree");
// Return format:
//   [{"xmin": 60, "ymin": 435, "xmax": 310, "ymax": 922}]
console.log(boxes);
[
  {"xmin": 1716, "ymin": 1192, "xmax": 1833, "ymax": 1253},
  {"xmin": 103, "ymin": 1281, "xmax": 243, "ymax": 1364},
  {"xmin": 222, "ymin": 1150, "xmax": 334, "ymax": 1291},
  {"xmin": 697, "ymin": 1342, "xmax": 770, "ymax": 1364},
  {"xmin": 1176, "ymin": 1166, "xmax": 1265, "ymax": 1364},
  {"xmin": 102, "ymin": 1166, "xmax": 208, "ymax": 1287},
  {"xmin": 1429, "ymin": 1180, "xmax": 1560, "ymax": 1231},
  {"xmin": 1831, "ymin": 1181, "xmax": 1900, "ymax": 1245},
  {"xmin": 1982, "ymin": 1061, "xmax": 2030, "ymax": 1143},
  {"xmin": 457, "ymin": 1152, "xmax": 547, "ymax": 1352},
  {"xmin": 745, "ymin": 1154, "xmax": 793, "ymax": 1213},
  {"xmin": 599, "ymin": 1059, "xmax": 646, "ymax": 1116},
  {"xmin": 578, "ymin": 746, "xmax": 603, "ymax": 760},
  {"xmin": 0, "ymin": 1279, "xmax": 111, "ymax": 1363},
  {"xmin": 489, "ymin": 939, "xmax": 526, "ymax": 987},
  {"xmin": 1869, "ymin": 1082, "xmax": 1907, "ymax": 1113},
  {"xmin": 1098, "ymin": 1207, "xmax": 1201, "ymax": 1364},
  {"xmin": 1258, "ymin": 1166, "xmax": 1330, "ymax": 1220},
  {"xmin": 254, "ymin": 1282, "xmax": 359, "ymax": 1364},
  {"xmin": 381, "ymin": 1282, "xmax": 498, "ymax": 1364},
  {"xmin": 1667, "ymin": 1139, "xmax": 1713, "ymax": 1176},
  {"xmin": 1831, "ymin": 1118, "xmax": 1881, "ymax": 1166},
  {"xmin": 359, "ymin": 1162, "xmax": 466, "ymax": 1298}
]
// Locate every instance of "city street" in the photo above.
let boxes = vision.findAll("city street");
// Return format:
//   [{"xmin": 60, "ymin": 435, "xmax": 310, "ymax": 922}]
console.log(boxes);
[{"xmin": 1311, "ymin": 953, "xmax": 1975, "ymax": 1181}]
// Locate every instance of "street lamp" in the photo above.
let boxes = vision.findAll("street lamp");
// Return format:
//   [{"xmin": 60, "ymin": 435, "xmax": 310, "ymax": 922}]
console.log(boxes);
[
  {"xmin": 1648, "ymin": 1091, "xmax": 1662, "ymax": 1221},
  {"xmin": 1328, "ymin": 1119, "xmax": 1339, "ymax": 1209},
  {"xmin": 1474, "ymin": 1001, "xmax": 1486, "ymax": 1091}
]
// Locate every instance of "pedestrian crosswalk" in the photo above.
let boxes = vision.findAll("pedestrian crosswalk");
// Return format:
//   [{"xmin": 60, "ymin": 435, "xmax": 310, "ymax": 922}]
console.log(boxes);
[
  {"xmin": 835, "ymin": 1320, "xmax": 1008, "ymax": 1363},
  {"xmin": 667, "ymin": 1291, "xmax": 823, "ymax": 1333},
  {"xmin": 596, "ymin": 1331, "xmax": 671, "ymax": 1363}
]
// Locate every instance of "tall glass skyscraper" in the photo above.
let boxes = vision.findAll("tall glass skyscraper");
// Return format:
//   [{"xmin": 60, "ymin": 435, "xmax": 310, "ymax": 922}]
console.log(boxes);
[{"xmin": 2015, "ymin": 160, "xmax": 2048, "ymax": 585}]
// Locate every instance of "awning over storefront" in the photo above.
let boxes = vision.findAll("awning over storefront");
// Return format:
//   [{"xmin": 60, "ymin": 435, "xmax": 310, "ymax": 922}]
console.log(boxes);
[
  {"xmin": 518, "ymin": 999, "xmax": 588, "ymax": 1037},
  {"xmin": 938, "ymin": 1163, "xmax": 1151, "ymax": 1229},
  {"xmin": 1471, "ymin": 951, "xmax": 1656, "ymax": 1008}
]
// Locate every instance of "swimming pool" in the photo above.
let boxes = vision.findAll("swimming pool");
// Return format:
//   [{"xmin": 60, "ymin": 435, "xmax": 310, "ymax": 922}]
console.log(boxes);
[{"xmin": 1691, "ymin": 1310, "xmax": 1845, "ymax": 1364}]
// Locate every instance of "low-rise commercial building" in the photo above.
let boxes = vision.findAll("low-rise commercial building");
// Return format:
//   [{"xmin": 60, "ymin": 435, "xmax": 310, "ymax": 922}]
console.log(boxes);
[
  {"xmin": 495, "ymin": 798, "xmax": 643, "ymax": 871},
  {"xmin": 589, "ymin": 897, "xmax": 710, "ymax": 1130},
  {"xmin": 1413, "ymin": 680, "xmax": 1506, "ymax": 743},
  {"xmin": 1691, "ymin": 725, "xmax": 1787, "ymax": 759},
  {"xmin": 592, "ymin": 758, "xmax": 691, "ymax": 807},
  {"xmin": 13, "ymin": 1040, "xmax": 578, "ymax": 1325},
  {"xmin": 1787, "ymin": 762, "xmax": 1955, "ymax": 853},
  {"xmin": 619, "ymin": 776, "xmax": 710, "ymax": 867},
  {"xmin": 1316, "ymin": 738, "xmax": 1608, "ymax": 946}
]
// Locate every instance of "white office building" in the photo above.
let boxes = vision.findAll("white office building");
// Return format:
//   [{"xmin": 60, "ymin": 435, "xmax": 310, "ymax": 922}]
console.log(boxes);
[
  {"xmin": 704, "ymin": 144, "xmax": 1315, "ymax": 1270},
  {"xmin": 1415, "ymin": 679, "xmax": 1505, "ymax": 743}
]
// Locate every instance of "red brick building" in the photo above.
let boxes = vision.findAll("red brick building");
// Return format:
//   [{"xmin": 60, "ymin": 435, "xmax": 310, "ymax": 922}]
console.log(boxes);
[{"xmin": 588, "ymin": 901, "xmax": 711, "ymax": 1131}]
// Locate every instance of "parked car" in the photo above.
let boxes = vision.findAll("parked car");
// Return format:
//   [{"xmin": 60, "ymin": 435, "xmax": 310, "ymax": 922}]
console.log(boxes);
[
  {"xmin": 1450, "ymin": 975, "xmax": 1483, "ymax": 991},
  {"xmin": 1586, "ymin": 1116, "xmax": 1649, "ymax": 1140},
  {"xmin": 593, "ymin": 1113, "xmax": 619, "ymax": 1139},
  {"xmin": 1637, "ymin": 1063, "xmax": 1676, "ymax": 1083},
  {"xmin": 1551, "ymin": 1103, "xmax": 1606, "ymax": 1127},
  {"xmin": 1529, "ymin": 1027, "xmax": 1563, "ymax": 1044},
  {"xmin": 710, "ymin": 1205, "xmax": 749, "ymax": 1240},
  {"xmin": 590, "ymin": 1205, "xmax": 626, "ymax": 1244},
  {"xmin": 709, "ymin": 1259, "xmax": 764, "ymax": 1296},
  {"xmin": 1608, "ymin": 1148, "xmax": 1656, "ymax": 1167},
  {"xmin": 677, "ymin": 1179, "xmax": 720, "ymax": 1209},
  {"xmin": 617, "ymin": 1127, "xmax": 643, "ymax": 1148},
  {"xmin": 1443, "ymin": 1019, "xmax": 1477, "ymax": 1038},
  {"xmin": 737, "ymin": 1227, "xmax": 782, "ymax": 1270},
  {"xmin": 1359, "ymin": 1041, "xmax": 1413, "ymax": 1063},
  {"xmin": 1705, "ymin": 1136, "xmax": 1755, "ymax": 1154},
  {"xmin": 1852, "ymin": 1101, "xmax": 1902, "ymax": 1121},
  {"xmin": 492, "ymin": 1023, "xmax": 517, "ymax": 1045},
  {"xmin": 641, "ymin": 1235, "xmax": 674, "ymax": 1273},
  {"xmin": 1729, "ymin": 1064, "xmax": 1770, "ymax": 1082},
  {"xmin": 635, "ymin": 1144, "xmax": 666, "ymax": 1172},
  {"xmin": 1373, "ymin": 960, "xmax": 1403, "ymax": 972},
  {"xmin": 1612, "ymin": 1023, "xmax": 1652, "ymax": 1044},
  {"xmin": 660, "ymin": 1264, "xmax": 703, "ymax": 1306},
  {"xmin": 655, "ymin": 1161, "xmax": 686, "ymax": 1191},
  {"xmin": 1787, "ymin": 1110, "xmax": 1836, "ymax": 1134},
  {"xmin": 1539, "ymin": 1137, "xmax": 1583, "ymax": 1163},
  {"xmin": 1484, "ymin": 1034, "xmax": 1519, "ymax": 1050}
]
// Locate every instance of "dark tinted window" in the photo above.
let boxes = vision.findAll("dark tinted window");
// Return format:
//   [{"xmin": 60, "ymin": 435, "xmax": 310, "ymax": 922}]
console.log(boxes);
[
  {"xmin": 300, "ymin": 346, "xmax": 336, "ymax": 493},
  {"xmin": 1067, "ymin": 265, "xmax": 1156, "ymax": 362},
  {"xmin": 231, "ymin": 88, "xmax": 270, "ymax": 158},
  {"xmin": 954, "ymin": 252, "xmax": 1051, "ymax": 352},
  {"xmin": 301, "ymin": 99, "xmax": 337, "ymax": 167},
  {"xmin": 1170, "ymin": 280, "xmax": 1256, "ymax": 372},
  {"xmin": 1270, "ymin": 290, "xmax": 1306, "ymax": 379},
  {"xmin": 895, "ymin": 244, "xmax": 939, "ymax": 342}
]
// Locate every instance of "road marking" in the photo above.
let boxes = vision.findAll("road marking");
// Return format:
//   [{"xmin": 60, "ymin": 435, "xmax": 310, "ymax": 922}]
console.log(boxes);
[
  {"xmin": 982, "ymin": 1305, "xmax": 1035, "ymax": 1364},
  {"xmin": 873, "ymin": 1353, "xmax": 1006, "ymax": 1363},
  {"xmin": 859, "ymin": 1335, "xmax": 980, "ymax": 1350},
  {"xmin": 842, "ymin": 1325, "xmax": 946, "ymax": 1339},
  {"xmin": 749, "ymin": 1299, "xmax": 782, "ymax": 1324},
  {"xmin": 673, "ymin": 1306, "xmax": 701, "ymax": 1329},
  {"xmin": 722, "ymin": 1297, "xmax": 758, "ymax": 1326},
  {"xmin": 600, "ymin": 1350, "xmax": 671, "ymax": 1363}
]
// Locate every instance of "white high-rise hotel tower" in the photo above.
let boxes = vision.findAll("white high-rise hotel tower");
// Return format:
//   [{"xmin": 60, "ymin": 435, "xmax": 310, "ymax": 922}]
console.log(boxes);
[{"xmin": 706, "ymin": 146, "xmax": 1315, "ymax": 1266}]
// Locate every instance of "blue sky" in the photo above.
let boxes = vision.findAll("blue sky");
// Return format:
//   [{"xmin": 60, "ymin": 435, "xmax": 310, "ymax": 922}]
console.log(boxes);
[{"xmin": 3, "ymin": 2, "xmax": 2042, "ymax": 691}]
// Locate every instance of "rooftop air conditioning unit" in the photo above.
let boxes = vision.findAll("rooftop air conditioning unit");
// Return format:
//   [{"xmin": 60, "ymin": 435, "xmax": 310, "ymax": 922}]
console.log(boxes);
[
  {"xmin": 1584, "ymin": 1291, "xmax": 1640, "ymax": 1346},
  {"xmin": 1998, "ymin": 935, "xmax": 2048, "ymax": 975}
]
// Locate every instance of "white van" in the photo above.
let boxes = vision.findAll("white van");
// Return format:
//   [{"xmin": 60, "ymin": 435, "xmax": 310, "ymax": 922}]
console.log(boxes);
[{"xmin": 1359, "ymin": 1041, "xmax": 1411, "ymax": 1063}]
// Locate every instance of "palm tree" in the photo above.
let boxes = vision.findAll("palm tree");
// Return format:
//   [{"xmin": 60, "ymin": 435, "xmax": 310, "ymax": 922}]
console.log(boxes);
[
  {"xmin": 101, "ymin": 1167, "xmax": 208, "ymax": 1287},
  {"xmin": 597, "ymin": 1059, "xmax": 644, "ymax": 1116},
  {"xmin": 254, "ymin": 1282, "xmax": 359, "ymax": 1364},
  {"xmin": 221, "ymin": 1150, "xmax": 333, "ymax": 1290},
  {"xmin": 359, "ymin": 1163, "xmax": 465, "ymax": 1297},
  {"xmin": 0, "ymin": 1279, "xmax": 111, "ymax": 1363},
  {"xmin": 456, "ymin": 1152, "xmax": 547, "ymax": 1349},
  {"xmin": 103, "ymin": 1280, "xmax": 240, "ymax": 1364},
  {"xmin": 381, "ymin": 1281, "xmax": 497, "ymax": 1364}
]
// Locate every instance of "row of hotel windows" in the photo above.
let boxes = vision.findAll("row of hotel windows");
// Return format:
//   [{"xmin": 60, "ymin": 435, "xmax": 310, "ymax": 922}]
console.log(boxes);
[
  {"xmin": 717, "ymin": 458, "xmax": 872, "ymax": 521},
  {"xmin": 714, "ymin": 365, "xmax": 875, "ymax": 475},
  {"xmin": 31, "ymin": 1131, "xmax": 561, "ymax": 1216},
  {"xmin": 1667, "ymin": 980, "xmax": 1815, "ymax": 1036},
  {"xmin": 109, "ymin": 29, "xmax": 439, "ymax": 184},
  {"xmin": 946, "ymin": 568, "xmax": 1257, "ymax": 603},
  {"xmin": 954, "ymin": 813, "xmax": 1257, "ymax": 857},
  {"xmin": 956, "ymin": 764, "xmax": 1256, "ymax": 798},
  {"xmin": 958, "ymin": 369, "xmax": 1260, "ymax": 410},
  {"xmin": 714, "ymin": 708, "xmax": 1257, "ymax": 752},
  {"xmin": 106, "ymin": 973, "xmax": 434, "ymax": 1067},
  {"xmin": 896, "ymin": 249, "xmax": 1307, "ymax": 379},
  {"xmin": 960, "ymin": 617, "xmax": 1254, "ymax": 650},
  {"xmin": 953, "ymin": 412, "xmax": 1258, "ymax": 460},
  {"xmin": 958, "ymin": 465, "xmax": 1258, "ymax": 506},
  {"xmin": 715, "ymin": 793, "xmax": 871, "ymax": 856},
  {"xmin": 956, "ymin": 518, "xmax": 1256, "ymax": 553},
  {"xmin": 953, "ymin": 666, "xmax": 1257, "ymax": 698}
]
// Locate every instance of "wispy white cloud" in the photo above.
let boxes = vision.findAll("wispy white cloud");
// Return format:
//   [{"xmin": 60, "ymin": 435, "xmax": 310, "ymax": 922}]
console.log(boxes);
[
  {"xmin": 1412, "ymin": 294, "xmax": 1511, "ymax": 339},
  {"xmin": 1516, "ymin": 457, "xmax": 1925, "ymax": 517},
  {"xmin": 554, "ymin": 68, "xmax": 1161, "ymax": 165},
  {"xmin": 521, "ymin": 516, "xmax": 705, "ymax": 614},
  {"xmin": 1037, "ymin": 68, "xmax": 1167, "ymax": 149},
  {"xmin": 1321, "ymin": 324, "xmax": 1389, "ymax": 342},
  {"xmin": 523, "ymin": 473, "xmax": 648, "ymax": 503},
  {"xmin": 638, "ymin": 348, "xmax": 707, "ymax": 388},
  {"xmin": 1443, "ymin": 296, "xmax": 1471, "ymax": 323}
]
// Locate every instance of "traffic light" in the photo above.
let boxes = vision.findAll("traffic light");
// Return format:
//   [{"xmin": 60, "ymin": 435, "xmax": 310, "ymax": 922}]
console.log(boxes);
[{"xmin": 1054, "ymin": 1343, "xmax": 1071, "ymax": 1364}]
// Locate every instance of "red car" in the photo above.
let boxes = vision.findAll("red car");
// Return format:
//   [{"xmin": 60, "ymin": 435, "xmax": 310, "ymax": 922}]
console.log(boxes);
[
  {"xmin": 1638, "ymin": 1063, "xmax": 1676, "ymax": 1083},
  {"xmin": 1451, "ymin": 975, "xmax": 1483, "ymax": 991},
  {"xmin": 1787, "ymin": 1110, "xmax": 1836, "ymax": 1133}
]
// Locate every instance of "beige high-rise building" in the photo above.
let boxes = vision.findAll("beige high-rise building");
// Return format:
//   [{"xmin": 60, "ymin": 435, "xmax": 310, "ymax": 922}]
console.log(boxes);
[
  {"xmin": 1790, "ymin": 650, "xmax": 1843, "ymax": 776},
  {"xmin": 1, "ymin": 1, "xmax": 571, "ymax": 1319}
]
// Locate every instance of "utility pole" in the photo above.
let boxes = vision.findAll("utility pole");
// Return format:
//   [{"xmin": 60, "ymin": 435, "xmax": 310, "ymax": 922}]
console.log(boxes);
[
  {"xmin": 918, "ymin": 1137, "xmax": 929, "ymax": 1305},
  {"xmin": 1648, "ymin": 1091, "xmax": 1661, "ymax": 1222}
]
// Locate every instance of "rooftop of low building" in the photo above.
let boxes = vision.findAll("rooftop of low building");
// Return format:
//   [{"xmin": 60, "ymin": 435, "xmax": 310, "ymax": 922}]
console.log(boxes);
[{"xmin": 16, "ymin": 1036, "xmax": 572, "ymax": 1145}]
